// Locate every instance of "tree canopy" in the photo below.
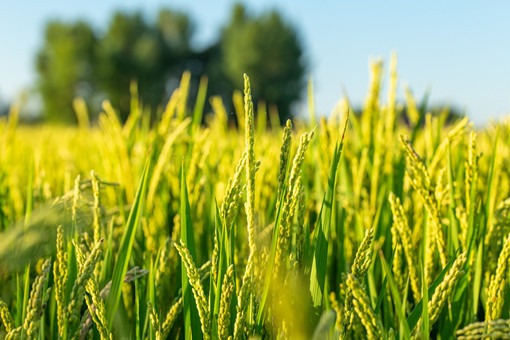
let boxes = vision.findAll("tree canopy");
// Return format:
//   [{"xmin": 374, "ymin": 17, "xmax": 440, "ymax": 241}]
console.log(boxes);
[
  {"xmin": 221, "ymin": 4, "xmax": 306, "ymax": 123},
  {"xmin": 35, "ymin": 4, "xmax": 307, "ymax": 124},
  {"xmin": 36, "ymin": 21, "xmax": 97, "ymax": 123},
  {"xmin": 95, "ymin": 10, "xmax": 193, "ymax": 120}
]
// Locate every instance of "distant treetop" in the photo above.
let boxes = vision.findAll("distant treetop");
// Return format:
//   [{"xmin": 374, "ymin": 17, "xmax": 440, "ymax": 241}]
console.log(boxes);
[{"xmin": 35, "ymin": 4, "xmax": 307, "ymax": 124}]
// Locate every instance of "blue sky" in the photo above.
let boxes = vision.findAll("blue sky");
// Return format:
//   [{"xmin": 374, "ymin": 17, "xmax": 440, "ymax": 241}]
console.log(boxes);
[{"xmin": 1, "ymin": 1, "xmax": 509, "ymax": 125}]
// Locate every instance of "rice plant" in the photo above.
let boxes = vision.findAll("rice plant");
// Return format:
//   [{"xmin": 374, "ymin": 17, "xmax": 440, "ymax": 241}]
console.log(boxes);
[{"xmin": 0, "ymin": 56, "xmax": 510, "ymax": 339}]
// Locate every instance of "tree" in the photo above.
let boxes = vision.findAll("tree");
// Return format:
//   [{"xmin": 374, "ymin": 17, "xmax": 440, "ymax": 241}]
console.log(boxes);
[
  {"xmin": 220, "ymin": 3, "xmax": 307, "ymax": 123},
  {"xmin": 34, "ymin": 5, "xmax": 306, "ymax": 124},
  {"xmin": 36, "ymin": 21, "xmax": 97, "ymax": 123},
  {"xmin": 96, "ymin": 10, "xmax": 193, "ymax": 120}
]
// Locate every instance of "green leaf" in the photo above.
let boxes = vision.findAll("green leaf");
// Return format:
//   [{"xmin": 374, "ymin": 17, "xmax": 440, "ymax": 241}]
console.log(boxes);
[
  {"xmin": 134, "ymin": 277, "xmax": 141, "ymax": 340},
  {"xmin": 311, "ymin": 310, "xmax": 336, "ymax": 340},
  {"xmin": 66, "ymin": 240, "xmax": 78, "ymax": 304},
  {"xmin": 99, "ymin": 219, "xmax": 115, "ymax": 287},
  {"xmin": 192, "ymin": 76, "xmax": 208, "ymax": 135},
  {"xmin": 180, "ymin": 164, "xmax": 202, "ymax": 340},
  {"xmin": 401, "ymin": 276, "xmax": 410, "ymax": 339},
  {"xmin": 405, "ymin": 254, "xmax": 457, "ymax": 333},
  {"xmin": 374, "ymin": 251, "xmax": 394, "ymax": 314},
  {"xmin": 18, "ymin": 265, "xmax": 30, "ymax": 326},
  {"xmin": 447, "ymin": 141, "xmax": 460, "ymax": 251},
  {"xmin": 106, "ymin": 156, "xmax": 151, "ymax": 329},
  {"xmin": 24, "ymin": 154, "xmax": 34, "ymax": 226},
  {"xmin": 256, "ymin": 182, "xmax": 286, "ymax": 327},
  {"xmin": 212, "ymin": 201, "xmax": 228, "ymax": 340},
  {"xmin": 471, "ymin": 242, "xmax": 484, "ymax": 321},
  {"xmin": 483, "ymin": 125, "xmax": 499, "ymax": 240},
  {"xmin": 420, "ymin": 262, "xmax": 429, "ymax": 340},
  {"xmin": 379, "ymin": 250, "xmax": 411, "ymax": 339},
  {"xmin": 309, "ymin": 117, "xmax": 348, "ymax": 307},
  {"xmin": 148, "ymin": 257, "xmax": 157, "ymax": 340}
]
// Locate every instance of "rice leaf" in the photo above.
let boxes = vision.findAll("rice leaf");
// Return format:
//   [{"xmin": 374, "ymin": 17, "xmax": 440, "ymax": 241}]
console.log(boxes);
[
  {"xmin": 379, "ymin": 250, "xmax": 411, "ymax": 339},
  {"xmin": 309, "ymin": 114, "xmax": 348, "ymax": 307},
  {"xmin": 180, "ymin": 164, "xmax": 202, "ymax": 340},
  {"xmin": 192, "ymin": 76, "xmax": 208, "ymax": 132},
  {"xmin": 106, "ymin": 155, "xmax": 151, "ymax": 329},
  {"xmin": 24, "ymin": 154, "xmax": 34, "ymax": 226},
  {"xmin": 211, "ymin": 201, "xmax": 228, "ymax": 340},
  {"xmin": 420, "ymin": 262, "xmax": 429, "ymax": 340},
  {"xmin": 405, "ymin": 253, "xmax": 457, "ymax": 332}
]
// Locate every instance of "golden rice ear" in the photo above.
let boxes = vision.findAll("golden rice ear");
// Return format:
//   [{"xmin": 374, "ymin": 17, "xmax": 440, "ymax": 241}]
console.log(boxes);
[
  {"xmin": 218, "ymin": 265, "xmax": 235, "ymax": 340},
  {"xmin": 233, "ymin": 73, "xmax": 258, "ymax": 340},
  {"xmin": 5, "ymin": 52, "xmax": 510, "ymax": 340},
  {"xmin": 486, "ymin": 234, "xmax": 510, "ymax": 321},
  {"xmin": 23, "ymin": 259, "xmax": 52, "ymax": 339},
  {"xmin": 346, "ymin": 274, "xmax": 383, "ymax": 340},
  {"xmin": 341, "ymin": 227, "xmax": 375, "ymax": 337},
  {"xmin": 389, "ymin": 193, "xmax": 421, "ymax": 302},
  {"xmin": 174, "ymin": 240, "xmax": 211, "ymax": 339},
  {"xmin": 148, "ymin": 301, "xmax": 162, "ymax": 340},
  {"xmin": 84, "ymin": 275, "xmax": 110, "ymax": 339},
  {"xmin": 400, "ymin": 135, "xmax": 448, "ymax": 269},
  {"xmin": 275, "ymin": 128, "xmax": 314, "ymax": 277},
  {"xmin": 415, "ymin": 252, "xmax": 467, "ymax": 336}
]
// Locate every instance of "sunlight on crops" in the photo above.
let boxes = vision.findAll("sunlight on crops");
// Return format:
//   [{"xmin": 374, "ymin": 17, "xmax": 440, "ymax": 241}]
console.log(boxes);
[{"xmin": 1, "ymin": 55, "xmax": 510, "ymax": 339}]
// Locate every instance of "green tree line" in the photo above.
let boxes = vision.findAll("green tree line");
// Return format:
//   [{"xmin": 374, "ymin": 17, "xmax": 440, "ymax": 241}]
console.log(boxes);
[{"xmin": 36, "ymin": 3, "xmax": 307, "ymax": 124}]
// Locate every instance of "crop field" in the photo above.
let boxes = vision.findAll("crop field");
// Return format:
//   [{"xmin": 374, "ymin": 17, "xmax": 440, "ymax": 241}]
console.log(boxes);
[{"xmin": 1, "ymin": 57, "xmax": 510, "ymax": 339}]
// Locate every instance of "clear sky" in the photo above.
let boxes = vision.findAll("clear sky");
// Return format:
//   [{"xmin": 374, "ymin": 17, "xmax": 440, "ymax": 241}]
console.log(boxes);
[{"xmin": 1, "ymin": 1, "xmax": 509, "ymax": 125}]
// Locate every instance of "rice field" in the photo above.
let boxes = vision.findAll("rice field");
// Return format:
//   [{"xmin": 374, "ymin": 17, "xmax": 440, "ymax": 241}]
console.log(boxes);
[{"xmin": 1, "ymin": 56, "xmax": 510, "ymax": 339}]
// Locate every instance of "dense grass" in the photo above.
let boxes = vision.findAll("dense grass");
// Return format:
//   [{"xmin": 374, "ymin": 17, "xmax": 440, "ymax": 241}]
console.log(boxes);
[{"xmin": 1, "ymin": 56, "xmax": 510, "ymax": 339}]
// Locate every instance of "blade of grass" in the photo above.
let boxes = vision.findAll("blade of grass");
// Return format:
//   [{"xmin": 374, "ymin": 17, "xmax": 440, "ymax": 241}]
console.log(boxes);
[
  {"xmin": 447, "ymin": 140, "xmax": 459, "ymax": 251},
  {"xmin": 421, "ymin": 200, "xmax": 429, "ymax": 340},
  {"xmin": 374, "ymin": 251, "xmax": 395, "ymax": 314},
  {"xmin": 404, "ymin": 254, "xmax": 457, "ymax": 333},
  {"xmin": 471, "ymin": 242, "xmax": 483, "ymax": 321},
  {"xmin": 148, "ymin": 257, "xmax": 157, "ymax": 340},
  {"xmin": 21, "ymin": 264, "xmax": 30, "ymax": 325},
  {"xmin": 309, "ymin": 115, "xmax": 348, "ymax": 307},
  {"xmin": 256, "ymin": 182, "xmax": 286, "ymax": 327},
  {"xmin": 379, "ymin": 250, "xmax": 411, "ymax": 339},
  {"xmin": 212, "ymin": 201, "xmax": 227, "ymax": 340},
  {"xmin": 24, "ymin": 154, "xmax": 34, "ymax": 226},
  {"xmin": 400, "ymin": 276, "xmax": 410, "ymax": 340},
  {"xmin": 135, "ymin": 276, "xmax": 141, "ymax": 340},
  {"xmin": 482, "ymin": 125, "xmax": 499, "ymax": 241},
  {"xmin": 180, "ymin": 163, "xmax": 202, "ymax": 340},
  {"xmin": 420, "ymin": 262, "xmax": 429, "ymax": 340},
  {"xmin": 99, "ymin": 219, "xmax": 115, "ymax": 287},
  {"xmin": 66, "ymin": 241, "xmax": 78, "ymax": 306},
  {"xmin": 192, "ymin": 76, "xmax": 208, "ymax": 134},
  {"xmin": 106, "ymin": 155, "xmax": 151, "ymax": 329}
]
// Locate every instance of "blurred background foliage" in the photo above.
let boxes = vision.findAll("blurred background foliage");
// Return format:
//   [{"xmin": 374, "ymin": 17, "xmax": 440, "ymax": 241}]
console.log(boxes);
[{"xmin": 35, "ymin": 3, "xmax": 307, "ymax": 124}]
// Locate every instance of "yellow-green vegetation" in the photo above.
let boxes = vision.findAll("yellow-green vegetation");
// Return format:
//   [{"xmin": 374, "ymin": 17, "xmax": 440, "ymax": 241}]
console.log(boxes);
[{"xmin": 1, "ymin": 55, "xmax": 510, "ymax": 339}]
